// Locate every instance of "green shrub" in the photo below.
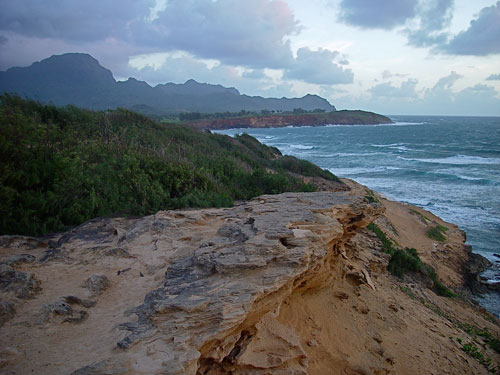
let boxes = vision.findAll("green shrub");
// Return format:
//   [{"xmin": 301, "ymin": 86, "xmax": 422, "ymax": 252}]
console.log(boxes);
[
  {"xmin": 0, "ymin": 95, "xmax": 340, "ymax": 236},
  {"xmin": 426, "ymin": 226, "xmax": 446, "ymax": 242},
  {"xmin": 367, "ymin": 222, "xmax": 396, "ymax": 255},
  {"xmin": 388, "ymin": 248, "xmax": 422, "ymax": 277},
  {"xmin": 367, "ymin": 221, "xmax": 455, "ymax": 297}
]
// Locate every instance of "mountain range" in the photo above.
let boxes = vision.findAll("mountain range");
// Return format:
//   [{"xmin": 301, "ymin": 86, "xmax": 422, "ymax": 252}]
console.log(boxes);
[{"xmin": 0, "ymin": 53, "xmax": 335, "ymax": 115}]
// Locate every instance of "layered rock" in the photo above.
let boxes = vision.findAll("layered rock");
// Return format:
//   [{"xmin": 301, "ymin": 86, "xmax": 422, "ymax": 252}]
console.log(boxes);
[{"xmin": 0, "ymin": 189, "xmax": 499, "ymax": 374}]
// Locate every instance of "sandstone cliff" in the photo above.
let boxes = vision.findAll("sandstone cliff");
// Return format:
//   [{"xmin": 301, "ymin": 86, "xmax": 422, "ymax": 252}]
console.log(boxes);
[{"xmin": 0, "ymin": 183, "xmax": 499, "ymax": 374}]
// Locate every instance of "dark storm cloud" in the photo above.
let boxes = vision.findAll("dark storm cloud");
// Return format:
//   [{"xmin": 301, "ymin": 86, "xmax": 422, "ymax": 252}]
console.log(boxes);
[
  {"xmin": 337, "ymin": 0, "xmax": 455, "ymax": 46},
  {"xmin": 338, "ymin": 0, "xmax": 417, "ymax": 30},
  {"xmin": 141, "ymin": 0, "xmax": 299, "ymax": 69},
  {"xmin": 440, "ymin": 1, "xmax": 500, "ymax": 55},
  {"xmin": 406, "ymin": 0, "xmax": 454, "ymax": 47},
  {"xmin": 486, "ymin": 73, "xmax": 500, "ymax": 81},
  {"xmin": 0, "ymin": 0, "xmax": 154, "ymax": 42},
  {"xmin": 283, "ymin": 47, "xmax": 353, "ymax": 85},
  {"xmin": 0, "ymin": 0, "xmax": 299, "ymax": 70}
]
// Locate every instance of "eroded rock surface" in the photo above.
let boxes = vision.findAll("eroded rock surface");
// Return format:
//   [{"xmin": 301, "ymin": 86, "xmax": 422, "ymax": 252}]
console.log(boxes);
[{"xmin": 0, "ymin": 189, "xmax": 499, "ymax": 375}]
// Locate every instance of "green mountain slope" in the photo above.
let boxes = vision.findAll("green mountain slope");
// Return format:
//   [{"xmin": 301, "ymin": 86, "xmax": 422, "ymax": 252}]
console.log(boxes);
[{"xmin": 0, "ymin": 95, "xmax": 341, "ymax": 236}]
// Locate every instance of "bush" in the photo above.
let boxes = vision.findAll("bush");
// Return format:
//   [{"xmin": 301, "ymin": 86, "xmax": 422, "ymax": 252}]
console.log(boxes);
[
  {"xmin": 367, "ymin": 222, "xmax": 396, "ymax": 255},
  {"xmin": 367, "ymin": 221, "xmax": 455, "ymax": 297},
  {"xmin": 388, "ymin": 248, "xmax": 422, "ymax": 277},
  {"xmin": 426, "ymin": 226, "xmax": 446, "ymax": 242},
  {"xmin": 0, "ymin": 95, "xmax": 340, "ymax": 236}
]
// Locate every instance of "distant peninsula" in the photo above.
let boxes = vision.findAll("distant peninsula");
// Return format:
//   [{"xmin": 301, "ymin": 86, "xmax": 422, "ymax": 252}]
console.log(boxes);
[{"xmin": 186, "ymin": 110, "xmax": 392, "ymax": 130}]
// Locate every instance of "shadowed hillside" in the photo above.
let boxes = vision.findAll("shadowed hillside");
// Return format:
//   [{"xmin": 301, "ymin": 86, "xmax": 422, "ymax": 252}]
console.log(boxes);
[
  {"xmin": 0, "ymin": 53, "xmax": 335, "ymax": 115},
  {"xmin": 0, "ymin": 95, "xmax": 342, "ymax": 236}
]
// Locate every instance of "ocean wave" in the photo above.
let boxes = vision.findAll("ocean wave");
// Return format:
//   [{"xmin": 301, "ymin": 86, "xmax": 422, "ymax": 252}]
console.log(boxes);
[
  {"xmin": 316, "ymin": 152, "xmax": 386, "ymax": 158},
  {"xmin": 372, "ymin": 143, "xmax": 408, "ymax": 148},
  {"xmin": 290, "ymin": 144, "xmax": 315, "ymax": 150},
  {"xmin": 327, "ymin": 166, "xmax": 401, "ymax": 176},
  {"xmin": 389, "ymin": 121, "xmax": 427, "ymax": 126},
  {"xmin": 405, "ymin": 154, "xmax": 500, "ymax": 165}
]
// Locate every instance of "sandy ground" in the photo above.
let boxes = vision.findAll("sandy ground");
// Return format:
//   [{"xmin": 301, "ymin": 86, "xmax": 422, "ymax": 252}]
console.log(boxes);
[{"xmin": 0, "ymin": 183, "xmax": 499, "ymax": 375}]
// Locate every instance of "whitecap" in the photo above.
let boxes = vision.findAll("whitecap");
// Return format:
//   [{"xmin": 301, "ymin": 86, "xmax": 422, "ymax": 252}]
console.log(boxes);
[
  {"xmin": 407, "ymin": 154, "xmax": 500, "ymax": 165},
  {"xmin": 290, "ymin": 144, "xmax": 314, "ymax": 150}
]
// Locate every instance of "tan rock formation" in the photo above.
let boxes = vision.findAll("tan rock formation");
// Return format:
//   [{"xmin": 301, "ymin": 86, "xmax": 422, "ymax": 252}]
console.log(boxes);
[{"xmin": 0, "ymin": 188, "xmax": 498, "ymax": 374}]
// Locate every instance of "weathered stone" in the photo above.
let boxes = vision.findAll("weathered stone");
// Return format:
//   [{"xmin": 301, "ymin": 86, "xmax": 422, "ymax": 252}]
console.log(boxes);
[
  {"xmin": 84, "ymin": 275, "xmax": 110, "ymax": 295},
  {"xmin": 40, "ymin": 296, "xmax": 95, "ymax": 324},
  {"xmin": 0, "ymin": 301, "xmax": 15, "ymax": 326},
  {"xmin": 0, "ymin": 264, "xmax": 41, "ymax": 299},
  {"xmin": 1, "ymin": 254, "xmax": 36, "ymax": 266}
]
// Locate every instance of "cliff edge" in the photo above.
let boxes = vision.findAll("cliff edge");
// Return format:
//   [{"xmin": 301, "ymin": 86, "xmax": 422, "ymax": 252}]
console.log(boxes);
[{"xmin": 0, "ymin": 186, "xmax": 499, "ymax": 374}]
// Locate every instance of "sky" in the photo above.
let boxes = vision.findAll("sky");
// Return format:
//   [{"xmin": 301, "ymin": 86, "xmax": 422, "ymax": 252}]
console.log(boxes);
[{"xmin": 0, "ymin": 0, "xmax": 499, "ymax": 115}]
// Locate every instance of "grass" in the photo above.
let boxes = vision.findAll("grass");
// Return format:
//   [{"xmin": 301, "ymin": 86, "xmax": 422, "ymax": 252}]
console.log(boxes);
[
  {"xmin": 366, "ymin": 222, "xmax": 397, "ymax": 255},
  {"xmin": 410, "ymin": 208, "xmax": 431, "ymax": 223},
  {"xmin": 367, "ymin": 222, "xmax": 455, "ymax": 297},
  {"xmin": 364, "ymin": 189, "xmax": 380, "ymax": 204},
  {"xmin": 426, "ymin": 226, "xmax": 447, "ymax": 242},
  {"xmin": 388, "ymin": 248, "xmax": 422, "ymax": 278}
]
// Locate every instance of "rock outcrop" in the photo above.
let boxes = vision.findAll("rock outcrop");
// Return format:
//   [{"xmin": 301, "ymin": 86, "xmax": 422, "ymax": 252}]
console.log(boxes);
[{"xmin": 0, "ymin": 188, "xmax": 499, "ymax": 374}]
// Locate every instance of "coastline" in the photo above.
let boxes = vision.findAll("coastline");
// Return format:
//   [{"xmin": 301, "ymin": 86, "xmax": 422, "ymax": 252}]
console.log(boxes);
[
  {"xmin": 186, "ymin": 110, "xmax": 392, "ymax": 130},
  {"xmin": 214, "ymin": 118, "xmax": 500, "ymax": 316},
  {"xmin": 1, "ymin": 181, "xmax": 498, "ymax": 374}
]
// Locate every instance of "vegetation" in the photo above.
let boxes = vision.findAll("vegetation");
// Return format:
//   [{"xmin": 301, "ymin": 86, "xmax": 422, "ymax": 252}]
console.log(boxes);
[
  {"xmin": 410, "ymin": 208, "xmax": 431, "ymax": 223},
  {"xmin": 178, "ymin": 108, "xmax": 329, "ymax": 122},
  {"xmin": 0, "ymin": 95, "xmax": 340, "ymax": 236},
  {"xmin": 426, "ymin": 225, "xmax": 447, "ymax": 242},
  {"xmin": 364, "ymin": 188, "xmax": 380, "ymax": 204},
  {"xmin": 367, "ymin": 222, "xmax": 455, "ymax": 297},
  {"xmin": 388, "ymin": 248, "xmax": 422, "ymax": 277}
]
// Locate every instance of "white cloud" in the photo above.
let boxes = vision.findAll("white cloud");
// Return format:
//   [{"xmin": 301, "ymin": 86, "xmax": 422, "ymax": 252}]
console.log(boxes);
[
  {"xmin": 283, "ymin": 47, "xmax": 354, "ymax": 85},
  {"xmin": 369, "ymin": 79, "xmax": 419, "ymax": 98}
]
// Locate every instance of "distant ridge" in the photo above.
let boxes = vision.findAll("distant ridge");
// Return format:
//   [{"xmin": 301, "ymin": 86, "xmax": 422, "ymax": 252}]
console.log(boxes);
[{"xmin": 0, "ymin": 53, "xmax": 335, "ymax": 115}]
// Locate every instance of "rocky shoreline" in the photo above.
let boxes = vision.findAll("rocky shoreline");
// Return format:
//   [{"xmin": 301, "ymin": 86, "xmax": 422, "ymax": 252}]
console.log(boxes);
[
  {"xmin": 187, "ymin": 110, "xmax": 392, "ymax": 130},
  {"xmin": 1, "ymin": 180, "xmax": 499, "ymax": 374}
]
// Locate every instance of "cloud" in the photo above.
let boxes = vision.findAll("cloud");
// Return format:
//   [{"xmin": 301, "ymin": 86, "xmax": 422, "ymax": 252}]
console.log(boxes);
[
  {"xmin": 242, "ymin": 69, "xmax": 269, "ymax": 80},
  {"xmin": 381, "ymin": 70, "xmax": 410, "ymax": 80},
  {"xmin": 338, "ymin": 0, "xmax": 417, "ymax": 30},
  {"xmin": 486, "ymin": 74, "xmax": 500, "ymax": 81},
  {"xmin": 337, "ymin": 0, "xmax": 500, "ymax": 57},
  {"xmin": 283, "ymin": 47, "xmax": 354, "ymax": 85},
  {"xmin": 441, "ymin": 1, "xmax": 500, "ymax": 55},
  {"xmin": 431, "ymin": 70, "xmax": 462, "ymax": 90},
  {"xmin": 342, "ymin": 71, "xmax": 500, "ymax": 115},
  {"xmin": 0, "ymin": 35, "xmax": 7, "ymax": 45},
  {"xmin": 126, "ymin": 52, "xmax": 298, "ymax": 98},
  {"xmin": 452, "ymin": 84, "xmax": 500, "ymax": 114},
  {"xmin": 369, "ymin": 79, "xmax": 418, "ymax": 98},
  {"xmin": 0, "ymin": 0, "xmax": 154, "ymax": 42},
  {"xmin": 139, "ymin": 0, "xmax": 299, "ymax": 69},
  {"xmin": 406, "ymin": 0, "xmax": 454, "ymax": 47},
  {"xmin": 0, "ymin": 0, "xmax": 300, "ymax": 70}
]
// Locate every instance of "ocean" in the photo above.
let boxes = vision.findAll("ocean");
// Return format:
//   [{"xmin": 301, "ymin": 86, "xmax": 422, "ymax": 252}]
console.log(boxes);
[{"xmin": 216, "ymin": 115, "xmax": 500, "ymax": 315}]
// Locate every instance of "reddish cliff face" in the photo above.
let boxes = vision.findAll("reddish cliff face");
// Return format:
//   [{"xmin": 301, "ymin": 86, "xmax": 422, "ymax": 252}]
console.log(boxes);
[{"xmin": 187, "ymin": 110, "xmax": 392, "ymax": 130}]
